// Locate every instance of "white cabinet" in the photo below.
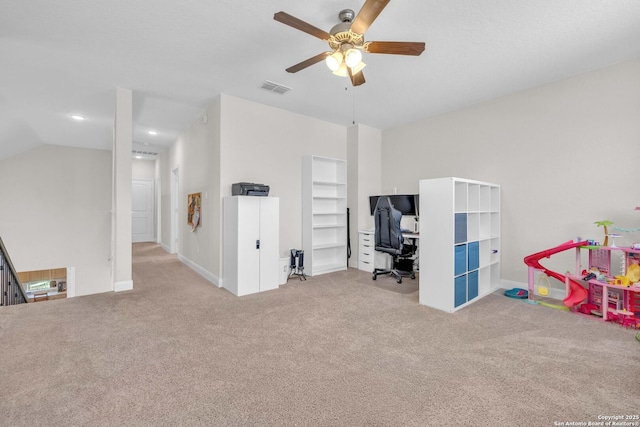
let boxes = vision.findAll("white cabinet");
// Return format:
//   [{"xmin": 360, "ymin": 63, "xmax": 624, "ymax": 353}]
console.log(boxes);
[
  {"xmin": 357, "ymin": 230, "xmax": 392, "ymax": 273},
  {"xmin": 223, "ymin": 196, "xmax": 279, "ymax": 296},
  {"xmin": 302, "ymin": 155, "xmax": 348, "ymax": 276},
  {"xmin": 358, "ymin": 230, "xmax": 375, "ymax": 272},
  {"xmin": 419, "ymin": 177, "xmax": 501, "ymax": 312}
]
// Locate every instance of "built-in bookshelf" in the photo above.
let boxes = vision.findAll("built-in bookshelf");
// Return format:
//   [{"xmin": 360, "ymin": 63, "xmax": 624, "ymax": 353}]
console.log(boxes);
[{"xmin": 302, "ymin": 155, "xmax": 348, "ymax": 276}]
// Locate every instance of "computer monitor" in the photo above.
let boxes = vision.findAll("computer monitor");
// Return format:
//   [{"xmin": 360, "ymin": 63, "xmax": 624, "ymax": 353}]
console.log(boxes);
[{"xmin": 369, "ymin": 194, "xmax": 419, "ymax": 216}]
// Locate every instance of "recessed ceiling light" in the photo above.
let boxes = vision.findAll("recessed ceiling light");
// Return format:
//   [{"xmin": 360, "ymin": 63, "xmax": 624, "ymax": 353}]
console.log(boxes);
[
  {"xmin": 148, "ymin": 130, "xmax": 158, "ymax": 135},
  {"xmin": 70, "ymin": 114, "xmax": 85, "ymax": 121},
  {"xmin": 135, "ymin": 156, "xmax": 142, "ymax": 159}
]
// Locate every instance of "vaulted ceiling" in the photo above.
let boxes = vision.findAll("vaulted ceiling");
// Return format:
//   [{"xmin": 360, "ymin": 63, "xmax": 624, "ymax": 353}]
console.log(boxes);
[{"xmin": 2, "ymin": 0, "xmax": 639, "ymax": 160}]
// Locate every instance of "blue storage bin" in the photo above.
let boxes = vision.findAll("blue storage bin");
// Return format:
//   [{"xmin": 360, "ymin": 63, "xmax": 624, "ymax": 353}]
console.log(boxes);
[
  {"xmin": 454, "ymin": 244, "xmax": 467, "ymax": 276},
  {"xmin": 468, "ymin": 270, "xmax": 479, "ymax": 301},
  {"xmin": 468, "ymin": 241, "xmax": 479, "ymax": 271},
  {"xmin": 454, "ymin": 275, "xmax": 467, "ymax": 307}
]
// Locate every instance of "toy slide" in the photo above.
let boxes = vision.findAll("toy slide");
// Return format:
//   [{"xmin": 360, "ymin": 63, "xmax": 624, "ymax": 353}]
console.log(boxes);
[{"xmin": 523, "ymin": 240, "xmax": 589, "ymax": 307}]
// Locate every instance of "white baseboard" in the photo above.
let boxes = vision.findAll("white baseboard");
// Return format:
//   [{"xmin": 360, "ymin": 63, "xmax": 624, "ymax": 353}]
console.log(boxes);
[
  {"xmin": 160, "ymin": 242, "xmax": 172, "ymax": 253},
  {"xmin": 178, "ymin": 254, "xmax": 221, "ymax": 288},
  {"xmin": 501, "ymin": 279, "xmax": 526, "ymax": 290},
  {"xmin": 114, "ymin": 279, "xmax": 133, "ymax": 292}
]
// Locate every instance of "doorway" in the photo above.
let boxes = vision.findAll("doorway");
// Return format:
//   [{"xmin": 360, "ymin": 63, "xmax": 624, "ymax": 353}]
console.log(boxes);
[
  {"xmin": 171, "ymin": 167, "xmax": 179, "ymax": 254},
  {"xmin": 132, "ymin": 179, "xmax": 154, "ymax": 242}
]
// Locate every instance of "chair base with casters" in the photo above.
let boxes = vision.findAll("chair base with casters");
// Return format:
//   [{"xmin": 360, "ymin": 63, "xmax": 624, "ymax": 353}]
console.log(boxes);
[{"xmin": 372, "ymin": 257, "xmax": 416, "ymax": 284}]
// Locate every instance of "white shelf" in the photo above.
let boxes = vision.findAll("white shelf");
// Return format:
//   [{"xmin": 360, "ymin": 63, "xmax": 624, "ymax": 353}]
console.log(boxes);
[
  {"xmin": 312, "ymin": 262, "xmax": 347, "ymax": 275},
  {"xmin": 303, "ymin": 155, "xmax": 348, "ymax": 276},
  {"xmin": 313, "ymin": 243, "xmax": 346, "ymax": 250},
  {"xmin": 419, "ymin": 177, "xmax": 501, "ymax": 313}
]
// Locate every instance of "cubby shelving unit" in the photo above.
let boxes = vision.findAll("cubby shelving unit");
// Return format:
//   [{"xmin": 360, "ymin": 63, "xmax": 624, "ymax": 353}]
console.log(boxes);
[
  {"xmin": 419, "ymin": 177, "xmax": 501, "ymax": 312},
  {"xmin": 302, "ymin": 155, "xmax": 348, "ymax": 276}
]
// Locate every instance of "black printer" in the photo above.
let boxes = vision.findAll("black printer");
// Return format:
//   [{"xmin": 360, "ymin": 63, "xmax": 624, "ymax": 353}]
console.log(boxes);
[{"xmin": 232, "ymin": 182, "xmax": 270, "ymax": 196}]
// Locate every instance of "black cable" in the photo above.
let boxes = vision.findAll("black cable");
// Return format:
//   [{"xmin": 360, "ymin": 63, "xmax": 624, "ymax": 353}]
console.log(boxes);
[{"xmin": 347, "ymin": 207, "xmax": 351, "ymax": 260}]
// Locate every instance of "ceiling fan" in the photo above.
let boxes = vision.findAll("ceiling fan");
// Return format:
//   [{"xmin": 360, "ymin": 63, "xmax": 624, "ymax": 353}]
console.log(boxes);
[{"xmin": 274, "ymin": 0, "xmax": 425, "ymax": 86}]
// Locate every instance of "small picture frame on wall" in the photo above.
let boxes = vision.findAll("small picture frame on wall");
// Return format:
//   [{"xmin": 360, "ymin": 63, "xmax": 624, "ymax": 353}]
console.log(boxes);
[{"xmin": 187, "ymin": 192, "xmax": 201, "ymax": 231}]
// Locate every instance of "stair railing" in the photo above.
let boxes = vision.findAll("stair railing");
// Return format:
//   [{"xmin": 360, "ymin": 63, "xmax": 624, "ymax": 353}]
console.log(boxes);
[{"xmin": 1, "ymin": 236, "xmax": 28, "ymax": 306}]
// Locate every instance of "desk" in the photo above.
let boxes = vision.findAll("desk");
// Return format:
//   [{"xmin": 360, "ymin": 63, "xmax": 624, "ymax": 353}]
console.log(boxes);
[
  {"xmin": 358, "ymin": 229, "xmax": 419, "ymax": 273},
  {"xmin": 403, "ymin": 232, "xmax": 420, "ymax": 270},
  {"xmin": 358, "ymin": 229, "xmax": 420, "ymax": 239}
]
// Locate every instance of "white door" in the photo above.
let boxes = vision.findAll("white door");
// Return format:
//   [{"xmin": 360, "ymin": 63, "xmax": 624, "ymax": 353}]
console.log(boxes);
[
  {"xmin": 259, "ymin": 197, "xmax": 279, "ymax": 291},
  {"xmin": 132, "ymin": 179, "xmax": 154, "ymax": 242},
  {"xmin": 237, "ymin": 197, "xmax": 261, "ymax": 296},
  {"xmin": 171, "ymin": 168, "xmax": 179, "ymax": 253}
]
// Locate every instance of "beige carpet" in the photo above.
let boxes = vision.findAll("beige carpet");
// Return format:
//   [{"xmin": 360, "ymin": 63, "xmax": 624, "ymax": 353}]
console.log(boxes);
[{"xmin": 1, "ymin": 243, "xmax": 638, "ymax": 426}]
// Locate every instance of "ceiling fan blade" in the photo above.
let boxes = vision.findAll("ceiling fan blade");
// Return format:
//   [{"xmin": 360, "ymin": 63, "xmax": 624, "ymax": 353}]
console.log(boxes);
[
  {"xmin": 350, "ymin": 0, "xmax": 390, "ymax": 35},
  {"xmin": 274, "ymin": 11, "xmax": 331, "ymax": 41},
  {"xmin": 365, "ymin": 41, "xmax": 426, "ymax": 56},
  {"xmin": 286, "ymin": 52, "xmax": 330, "ymax": 73},
  {"xmin": 347, "ymin": 67, "xmax": 366, "ymax": 87}
]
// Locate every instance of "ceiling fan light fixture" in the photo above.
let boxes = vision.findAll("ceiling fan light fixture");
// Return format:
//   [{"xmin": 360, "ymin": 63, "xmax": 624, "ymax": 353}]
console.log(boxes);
[
  {"xmin": 332, "ymin": 62, "xmax": 348, "ymax": 77},
  {"xmin": 325, "ymin": 51, "xmax": 343, "ymax": 71},
  {"xmin": 344, "ymin": 48, "xmax": 362, "ymax": 68},
  {"xmin": 332, "ymin": 60, "xmax": 366, "ymax": 77},
  {"xmin": 352, "ymin": 61, "xmax": 366, "ymax": 74}
]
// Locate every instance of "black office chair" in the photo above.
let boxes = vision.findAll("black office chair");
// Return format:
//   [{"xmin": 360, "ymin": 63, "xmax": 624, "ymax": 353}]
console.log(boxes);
[{"xmin": 372, "ymin": 196, "xmax": 416, "ymax": 283}]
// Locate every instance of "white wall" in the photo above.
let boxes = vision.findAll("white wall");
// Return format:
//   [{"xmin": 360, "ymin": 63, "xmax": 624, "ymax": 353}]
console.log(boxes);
[
  {"xmin": 382, "ymin": 58, "xmax": 640, "ymax": 283},
  {"xmin": 353, "ymin": 124, "xmax": 382, "ymax": 232},
  {"xmin": 159, "ymin": 94, "xmax": 347, "ymax": 284},
  {"xmin": 0, "ymin": 145, "xmax": 113, "ymax": 296},
  {"xmin": 158, "ymin": 99, "xmax": 221, "ymax": 282},
  {"xmin": 219, "ymin": 94, "xmax": 347, "ymax": 260},
  {"xmin": 112, "ymin": 87, "xmax": 133, "ymax": 292},
  {"xmin": 132, "ymin": 158, "xmax": 156, "ymax": 179},
  {"xmin": 347, "ymin": 124, "xmax": 382, "ymax": 267},
  {"xmin": 159, "ymin": 128, "xmax": 185, "ymax": 253},
  {"xmin": 177, "ymin": 102, "xmax": 220, "ymax": 281}
]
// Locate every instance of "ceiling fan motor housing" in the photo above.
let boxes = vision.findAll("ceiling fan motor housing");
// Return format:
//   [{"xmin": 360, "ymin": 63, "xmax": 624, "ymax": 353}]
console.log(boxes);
[
  {"xmin": 338, "ymin": 9, "xmax": 355, "ymax": 23},
  {"xmin": 329, "ymin": 10, "xmax": 364, "ymax": 52},
  {"xmin": 329, "ymin": 9, "xmax": 364, "ymax": 51}
]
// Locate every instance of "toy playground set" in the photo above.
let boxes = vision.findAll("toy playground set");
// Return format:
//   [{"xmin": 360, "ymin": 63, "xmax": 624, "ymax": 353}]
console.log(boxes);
[{"xmin": 514, "ymin": 217, "xmax": 640, "ymax": 332}]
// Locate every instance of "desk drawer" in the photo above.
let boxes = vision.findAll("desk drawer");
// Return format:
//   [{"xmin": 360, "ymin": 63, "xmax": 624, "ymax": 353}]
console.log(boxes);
[
  {"xmin": 358, "ymin": 245, "xmax": 376, "ymax": 264},
  {"xmin": 359, "ymin": 243, "xmax": 374, "ymax": 261},
  {"xmin": 358, "ymin": 259, "xmax": 374, "ymax": 273},
  {"xmin": 359, "ymin": 244, "xmax": 374, "ymax": 272},
  {"xmin": 360, "ymin": 234, "xmax": 374, "ymax": 245}
]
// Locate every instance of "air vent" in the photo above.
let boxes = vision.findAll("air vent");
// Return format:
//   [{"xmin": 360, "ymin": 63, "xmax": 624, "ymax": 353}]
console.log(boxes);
[
  {"xmin": 261, "ymin": 80, "xmax": 292, "ymax": 95},
  {"xmin": 132, "ymin": 150, "xmax": 158, "ymax": 156}
]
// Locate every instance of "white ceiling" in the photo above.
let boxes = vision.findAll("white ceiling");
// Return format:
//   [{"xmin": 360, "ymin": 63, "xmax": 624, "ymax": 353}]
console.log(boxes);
[{"xmin": 2, "ymin": 0, "xmax": 640, "ymax": 160}]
